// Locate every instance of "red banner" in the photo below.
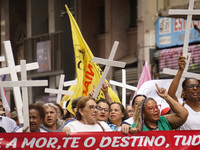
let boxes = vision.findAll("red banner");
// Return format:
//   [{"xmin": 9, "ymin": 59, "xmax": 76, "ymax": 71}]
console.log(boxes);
[{"xmin": 0, "ymin": 131, "xmax": 200, "ymax": 149}]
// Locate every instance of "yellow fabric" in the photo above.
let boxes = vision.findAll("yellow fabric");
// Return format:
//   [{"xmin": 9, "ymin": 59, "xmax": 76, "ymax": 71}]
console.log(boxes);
[{"xmin": 61, "ymin": 5, "xmax": 121, "ymax": 114}]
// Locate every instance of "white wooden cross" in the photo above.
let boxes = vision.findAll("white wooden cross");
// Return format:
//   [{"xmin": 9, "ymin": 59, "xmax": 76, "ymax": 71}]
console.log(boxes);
[
  {"xmin": 92, "ymin": 41, "xmax": 126, "ymax": 99},
  {"xmin": 0, "ymin": 60, "xmax": 48, "ymax": 131},
  {"xmin": 163, "ymin": 0, "xmax": 200, "ymax": 97},
  {"xmin": 109, "ymin": 69, "xmax": 137, "ymax": 107},
  {"xmin": 168, "ymin": 0, "xmax": 200, "ymax": 57},
  {"xmin": 2, "ymin": 41, "xmax": 40, "ymax": 124},
  {"xmin": 45, "ymin": 74, "xmax": 77, "ymax": 104},
  {"xmin": 0, "ymin": 56, "xmax": 5, "ymax": 62}
]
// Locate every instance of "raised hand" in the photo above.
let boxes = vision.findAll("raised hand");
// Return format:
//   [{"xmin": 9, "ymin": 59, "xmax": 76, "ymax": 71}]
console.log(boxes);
[
  {"xmin": 178, "ymin": 52, "xmax": 186, "ymax": 70},
  {"xmin": 101, "ymin": 81, "xmax": 108, "ymax": 94},
  {"xmin": 89, "ymin": 84, "xmax": 95, "ymax": 97},
  {"xmin": 155, "ymin": 83, "xmax": 169, "ymax": 100}
]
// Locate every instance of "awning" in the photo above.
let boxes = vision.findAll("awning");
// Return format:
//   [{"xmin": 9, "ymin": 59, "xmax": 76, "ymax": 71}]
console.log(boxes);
[{"xmin": 158, "ymin": 1, "xmax": 200, "ymax": 20}]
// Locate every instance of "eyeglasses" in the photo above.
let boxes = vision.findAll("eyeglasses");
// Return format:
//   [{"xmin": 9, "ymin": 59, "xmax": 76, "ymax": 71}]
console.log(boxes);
[
  {"xmin": 89, "ymin": 105, "xmax": 97, "ymax": 111},
  {"xmin": 147, "ymin": 105, "xmax": 161, "ymax": 112},
  {"xmin": 185, "ymin": 84, "xmax": 200, "ymax": 89},
  {"xmin": 97, "ymin": 106, "xmax": 109, "ymax": 112}
]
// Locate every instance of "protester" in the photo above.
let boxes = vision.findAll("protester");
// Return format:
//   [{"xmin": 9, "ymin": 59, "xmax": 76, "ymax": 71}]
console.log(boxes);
[
  {"xmin": 168, "ymin": 53, "xmax": 200, "ymax": 130},
  {"xmin": 96, "ymin": 99, "xmax": 110, "ymax": 122},
  {"xmin": 41, "ymin": 103, "xmax": 65, "ymax": 132},
  {"xmin": 123, "ymin": 84, "xmax": 188, "ymax": 135},
  {"xmin": 54, "ymin": 103, "xmax": 64, "ymax": 119},
  {"xmin": 63, "ymin": 100, "xmax": 74, "ymax": 122},
  {"xmin": 122, "ymin": 94, "xmax": 147, "ymax": 125},
  {"xmin": 126, "ymin": 105, "xmax": 134, "ymax": 118},
  {"xmin": 11, "ymin": 111, "xmax": 20, "ymax": 127},
  {"xmin": 16, "ymin": 104, "xmax": 46, "ymax": 132},
  {"xmin": 62, "ymin": 97, "xmax": 112, "ymax": 136},
  {"xmin": 109, "ymin": 102, "xmax": 128, "ymax": 131},
  {"xmin": 64, "ymin": 97, "xmax": 83, "ymax": 125}
]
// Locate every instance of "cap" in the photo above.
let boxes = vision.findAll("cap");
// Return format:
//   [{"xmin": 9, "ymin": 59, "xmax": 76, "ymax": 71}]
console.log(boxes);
[
  {"xmin": 11, "ymin": 111, "xmax": 18, "ymax": 119},
  {"xmin": 161, "ymin": 107, "xmax": 171, "ymax": 116}
]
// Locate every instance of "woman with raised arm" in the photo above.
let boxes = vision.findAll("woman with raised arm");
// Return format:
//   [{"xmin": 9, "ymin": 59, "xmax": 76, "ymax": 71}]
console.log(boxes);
[
  {"xmin": 123, "ymin": 84, "xmax": 188, "ymax": 135},
  {"xmin": 168, "ymin": 53, "xmax": 200, "ymax": 130}
]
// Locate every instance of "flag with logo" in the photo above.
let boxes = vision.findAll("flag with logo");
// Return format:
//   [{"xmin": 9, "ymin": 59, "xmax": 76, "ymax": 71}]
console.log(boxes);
[{"xmin": 61, "ymin": 5, "xmax": 121, "ymax": 113}]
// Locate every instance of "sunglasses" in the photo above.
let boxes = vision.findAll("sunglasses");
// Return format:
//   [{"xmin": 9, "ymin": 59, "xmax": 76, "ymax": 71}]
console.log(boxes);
[{"xmin": 185, "ymin": 84, "xmax": 200, "ymax": 89}]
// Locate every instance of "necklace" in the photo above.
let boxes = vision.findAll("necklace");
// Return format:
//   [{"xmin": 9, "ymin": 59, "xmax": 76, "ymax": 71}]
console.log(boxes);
[{"xmin": 144, "ymin": 121, "xmax": 159, "ymax": 131}]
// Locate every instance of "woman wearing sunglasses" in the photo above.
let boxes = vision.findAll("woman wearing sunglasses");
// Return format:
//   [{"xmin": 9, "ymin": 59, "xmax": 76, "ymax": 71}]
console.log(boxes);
[
  {"xmin": 126, "ymin": 84, "xmax": 188, "ymax": 135},
  {"xmin": 168, "ymin": 53, "xmax": 200, "ymax": 130}
]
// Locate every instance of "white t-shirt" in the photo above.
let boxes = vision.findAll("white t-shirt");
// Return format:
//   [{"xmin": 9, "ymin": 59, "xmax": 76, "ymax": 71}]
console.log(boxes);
[
  {"xmin": 179, "ymin": 104, "xmax": 200, "ymax": 130},
  {"xmin": 16, "ymin": 127, "xmax": 47, "ymax": 132},
  {"xmin": 65, "ymin": 120, "xmax": 112, "ymax": 132}
]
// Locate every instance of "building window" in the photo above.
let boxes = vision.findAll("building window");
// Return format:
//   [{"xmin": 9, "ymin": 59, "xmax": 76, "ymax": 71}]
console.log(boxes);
[{"xmin": 130, "ymin": 0, "xmax": 137, "ymax": 27}]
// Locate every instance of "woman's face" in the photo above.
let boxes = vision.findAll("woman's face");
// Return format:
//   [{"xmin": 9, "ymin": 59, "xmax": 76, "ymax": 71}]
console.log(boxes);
[
  {"xmin": 29, "ymin": 109, "xmax": 43, "ymax": 132},
  {"xmin": 183, "ymin": 79, "xmax": 200, "ymax": 100},
  {"xmin": 133, "ymin": 96, "xmax": 146, "ymax": 112},
  {"xmin": 55, "ymin": 105, "xmax": 63, "ymax": 119},
  {"xmin": 143, "ymin": 100, "xmax": 160, "ymax": 123},
  {"xmin": 96, "ymin": 102, "xmax": 110, "ymax": 122},
  {"xmin": 109, "ymin": 103, "xmax": 124, "ymax": 123},
  {"xmin": 80, "ymin": 99, "xmax": 97, "ymax": 124},
  {"xmin": 126, "ymin": 105, "xmax": 134, "ymax": 118}
]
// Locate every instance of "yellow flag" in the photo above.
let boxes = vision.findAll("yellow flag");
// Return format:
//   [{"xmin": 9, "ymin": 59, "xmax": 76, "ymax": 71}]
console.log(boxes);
[{"xmin": 61, "ymin": 5, "xmax": 121, "ymax": 114}]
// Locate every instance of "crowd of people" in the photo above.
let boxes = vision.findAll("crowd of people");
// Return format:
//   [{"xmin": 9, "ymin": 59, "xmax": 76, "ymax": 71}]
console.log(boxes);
[{"xmin": 0, "ymin": 53, "xmax": 199, "ymax": 136}]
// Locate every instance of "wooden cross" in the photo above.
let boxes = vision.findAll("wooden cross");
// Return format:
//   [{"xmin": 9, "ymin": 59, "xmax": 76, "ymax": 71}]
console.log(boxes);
[
  {"xmin": 0, "ymin": 60, "xmax": 48, "ymax": 131},
  {"xmin": 45, "ymin": 74, "xmax": 77, "ymax": 104},
  {"xmin": 168, "ymin": 0, "xmax": 200, "ymax": 57},
  {"xmin": 109, "ymin": 69, "xmax": 137, "ymax": 107},
  {"xmin": 2, "ymin": 41, "xmax": 44, "ymax": 124},
  {"xmin": 0, "ymin": 56, "xmax": 5, "ymax": 62},
  {"xmin": 92, "ymin": 41, "xmax": 126, "ymax": 99},
  {"xmin": 164, "ymin": 0, "xmax": 200, "ymax": 97}
]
